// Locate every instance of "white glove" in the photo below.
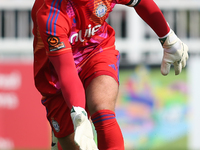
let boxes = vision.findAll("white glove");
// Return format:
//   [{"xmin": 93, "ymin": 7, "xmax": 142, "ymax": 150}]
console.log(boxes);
[
  {"xmin": 71, "ymin": 106, "xmax": 98, "ymax": 150},
  {"xmin": 159, "ymin": 29, "xmax": 189, "ymax": 76}
]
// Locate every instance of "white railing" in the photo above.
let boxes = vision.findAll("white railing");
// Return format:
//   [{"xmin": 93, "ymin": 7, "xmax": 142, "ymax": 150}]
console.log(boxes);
[
  {"xmin": 0, "ymin": 0, "xmax": 33, "ymax": 56},
  {"xmin": 0, "ymin": 0, "xmax": 200, "ymax": 64}
]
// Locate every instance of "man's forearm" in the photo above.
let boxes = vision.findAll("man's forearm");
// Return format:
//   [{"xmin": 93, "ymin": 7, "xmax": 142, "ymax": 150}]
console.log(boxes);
[{"xmin": 134, "ymin": 0, "xmax": 170, "ymax": 37}]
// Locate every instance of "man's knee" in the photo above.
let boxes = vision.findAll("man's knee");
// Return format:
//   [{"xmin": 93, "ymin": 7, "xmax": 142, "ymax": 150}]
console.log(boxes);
[{"xmin": 86, "ymin": 75, "xmax": 119, "ymax": 115}]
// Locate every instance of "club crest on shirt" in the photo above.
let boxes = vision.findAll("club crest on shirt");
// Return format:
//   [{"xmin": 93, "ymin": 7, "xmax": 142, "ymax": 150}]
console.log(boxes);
[
  {"xmin": 52, "ymin": 120, "xmax": 60, "ymax": 132},
  {"xmin": 95, "ymin": 4, "xmax": 107, "ymax": 17},
  {"xmin": 47, "ymin": 36, "xmax": 65, "ymax": 52}
]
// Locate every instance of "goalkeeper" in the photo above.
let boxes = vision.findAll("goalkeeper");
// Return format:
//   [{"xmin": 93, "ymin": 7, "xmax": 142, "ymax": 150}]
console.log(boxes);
[{"xmin": 31, "ymin": 0, "xmax": 189, "ymax": 149}]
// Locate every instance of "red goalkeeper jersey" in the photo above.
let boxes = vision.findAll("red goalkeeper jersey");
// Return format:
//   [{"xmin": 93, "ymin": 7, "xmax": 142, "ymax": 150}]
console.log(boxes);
[{"xmin": 32, "ymin": 0, "xmax": 139, "ymax": 96}]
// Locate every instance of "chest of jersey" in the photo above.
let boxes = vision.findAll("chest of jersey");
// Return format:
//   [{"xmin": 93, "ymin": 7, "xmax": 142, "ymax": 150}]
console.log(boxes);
[{"xmin": 67, "ymin": 0, "xmax": 115, "ymax": 45}]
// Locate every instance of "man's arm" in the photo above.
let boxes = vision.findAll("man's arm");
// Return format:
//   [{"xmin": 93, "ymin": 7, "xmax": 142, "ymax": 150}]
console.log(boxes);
[
  {"xmin": 49, "ymin": 52, "xmax": 98, "ymax": 150},
  {"xmin": 133, "ymin": 0, "xmax": 189, "ymax": 75},
  {"xmin": 49, "ymin": 52, "xmax": 86, "ymax": 109},
  {"xmin": 134, "ymin": 0, "xmax": 170, "ymax": 37}
]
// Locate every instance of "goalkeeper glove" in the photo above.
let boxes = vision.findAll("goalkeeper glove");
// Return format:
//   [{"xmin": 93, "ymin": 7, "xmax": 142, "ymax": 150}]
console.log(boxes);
[
  {"xmin": 159, "ymin": 29, "xmax": 189, "ymax": 76},
  {"xmin": 71, "ymin": 106, "xmax": 98, "ymax": 150}
]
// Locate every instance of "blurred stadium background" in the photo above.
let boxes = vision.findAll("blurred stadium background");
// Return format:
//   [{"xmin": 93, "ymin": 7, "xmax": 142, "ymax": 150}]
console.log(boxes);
[{"xmin": 0, "ymin": 0, "xmax": 200, "ymax": 149}]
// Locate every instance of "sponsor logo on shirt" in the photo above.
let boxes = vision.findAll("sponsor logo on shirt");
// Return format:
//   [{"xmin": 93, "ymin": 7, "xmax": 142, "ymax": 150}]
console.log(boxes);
[
  {"xmin": 47, "ymin": 36, "xmax": 65, "ymax": 51},
  {"xmin": 70, "ymin": 24, "xmax": 101, "ymax": 44}
]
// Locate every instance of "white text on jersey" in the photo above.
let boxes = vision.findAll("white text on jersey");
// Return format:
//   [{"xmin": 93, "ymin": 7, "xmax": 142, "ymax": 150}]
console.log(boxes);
[{"xmin": 70, "ymin": 24, "xmax": 101, "ymax": 43}]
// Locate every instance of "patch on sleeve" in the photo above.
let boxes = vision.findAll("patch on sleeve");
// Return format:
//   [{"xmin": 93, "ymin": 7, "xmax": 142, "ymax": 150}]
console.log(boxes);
[{"xmin": 47, "ymin": 36, "xmax": 65, "ymax": 52}]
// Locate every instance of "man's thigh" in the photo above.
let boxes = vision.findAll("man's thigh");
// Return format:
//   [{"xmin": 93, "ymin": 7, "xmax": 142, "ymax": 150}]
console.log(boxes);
[
  {"xmin": 79, "ymin": 49, "xmax": 120, "ymax": 115},
  {"xmin": 86, "ymin": 75, "xmax": 119, "ymax": 115}
]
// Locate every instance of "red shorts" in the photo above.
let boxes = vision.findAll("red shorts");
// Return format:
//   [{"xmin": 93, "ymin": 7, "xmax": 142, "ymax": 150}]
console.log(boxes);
[{"xmin": 42, "ymin": 49, "xmax": 120, "ymax": 138}]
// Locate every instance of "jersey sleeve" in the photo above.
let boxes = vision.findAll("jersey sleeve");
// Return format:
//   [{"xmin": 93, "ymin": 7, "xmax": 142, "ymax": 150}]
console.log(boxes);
[
  {"xmin": 134, "ymin": 0, "xmax": 170, "ymax": 37},
  {"xmin": 36, "ymin": 4, "xmax": 72, "ymax": 57},
  {"xmin": 118, "ymin": 0, "xmax": 141, "ymax": 7}
]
